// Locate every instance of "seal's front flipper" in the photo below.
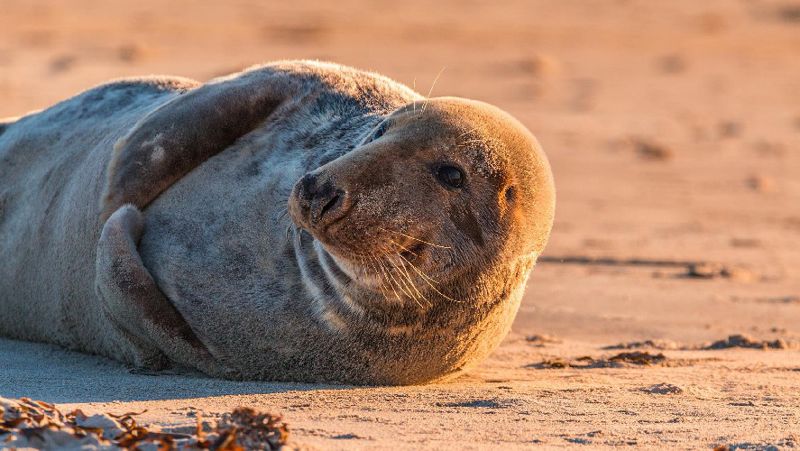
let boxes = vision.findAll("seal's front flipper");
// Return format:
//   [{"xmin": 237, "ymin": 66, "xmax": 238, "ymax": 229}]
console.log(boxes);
[
  {"xmin": 96, "ymin": 204, "xmax": 229, "ymax": 376},
  {"xmin": 100, "ymin": 68, "xmax": 302, "ymax": 220}
]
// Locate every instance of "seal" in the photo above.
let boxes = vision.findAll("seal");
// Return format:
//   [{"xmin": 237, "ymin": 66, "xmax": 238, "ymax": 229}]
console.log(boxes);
[{"xmin": 0, "ymin": 61, "xmax": 555, "ymax": 384}]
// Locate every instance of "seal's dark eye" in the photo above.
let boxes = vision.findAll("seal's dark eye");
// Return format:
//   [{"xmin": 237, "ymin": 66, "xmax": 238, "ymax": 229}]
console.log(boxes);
[{"xmin": 436, "ymin": 165, "xmax": 465, "ymax": 189}]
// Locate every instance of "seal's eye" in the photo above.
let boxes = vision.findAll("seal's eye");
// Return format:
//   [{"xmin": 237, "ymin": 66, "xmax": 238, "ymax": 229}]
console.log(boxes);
[{"xmin": 436, "ymin": 165, "xmax": 465, "ymax": 189}]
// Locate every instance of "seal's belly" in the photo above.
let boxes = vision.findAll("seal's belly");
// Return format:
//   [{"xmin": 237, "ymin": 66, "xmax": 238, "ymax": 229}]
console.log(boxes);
[{"xmin": 138, "ymin": 116, "xmax": 371, "ymax": 375}]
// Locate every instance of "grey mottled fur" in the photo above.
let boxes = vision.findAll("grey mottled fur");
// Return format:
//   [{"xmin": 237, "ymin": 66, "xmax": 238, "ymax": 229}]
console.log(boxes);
[{"xmin": 0, "ymin": 61, "xmax": 554, "ymax": 384}]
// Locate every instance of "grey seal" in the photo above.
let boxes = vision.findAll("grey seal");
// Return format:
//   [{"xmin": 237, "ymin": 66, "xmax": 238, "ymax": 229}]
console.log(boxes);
[{"xmin": 0, "ymin": 61, "xmax": 555, "ymax": 384}]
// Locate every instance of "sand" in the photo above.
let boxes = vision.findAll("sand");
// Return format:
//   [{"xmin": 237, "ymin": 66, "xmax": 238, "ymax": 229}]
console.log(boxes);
[{"xmin": 1, "ymin": 0, "xmax": 799, "ymax": 448}]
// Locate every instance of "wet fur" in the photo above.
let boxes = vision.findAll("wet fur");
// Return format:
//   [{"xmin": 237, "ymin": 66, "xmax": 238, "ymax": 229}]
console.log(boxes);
[{"xmin": 0, "ymin": 61, "xmax": 554, "ymax": 384}]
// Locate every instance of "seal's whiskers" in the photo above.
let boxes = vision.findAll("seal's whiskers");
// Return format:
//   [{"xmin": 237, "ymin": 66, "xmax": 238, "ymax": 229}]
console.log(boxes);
[
  {"xmin": 366, "ymin": 257, "xmax": 388, "ymax": 295},
  {"xmin": 394, "ymin": 251, "xmax": 438, "ymax": 285},
  {"xmin": 395, "ymin": 252, "xmax": 463, "ymax": 304},
  {"xmin": 377, "ymin": 226, "xmax": 451, "ymax": 249},
  {"xmin": 383, "ymin": 256, "xmax": 423, "ymax": 308},
  {"xmin": 373, "ymin": 245, "xmax": 427, "ymax": 308},
  {"xmin": 388, "ymin": 254, "xmax": 429, "ymax": 308},
  {"xmin": 389, "ymin": 239, "xmax": 420, "ymax": 258},
  {"xmin": 274, "ymin": 206, "xmax": 289, "ymax": 221},
  {"xmin": 373, "ymin": 255, "xmax": 404, "ymax": 304}
]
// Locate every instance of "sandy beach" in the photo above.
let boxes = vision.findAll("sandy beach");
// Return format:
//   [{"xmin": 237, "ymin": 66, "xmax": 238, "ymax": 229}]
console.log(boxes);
[{"xmin": 1, "ymin": 0, "xmax": 799, "ymax": 448}]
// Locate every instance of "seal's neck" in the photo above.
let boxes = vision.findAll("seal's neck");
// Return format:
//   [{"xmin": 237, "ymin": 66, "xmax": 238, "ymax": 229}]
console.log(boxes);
[{"xmin": 291, "ymin": 227, "xmax": 535, "ymax": 383}]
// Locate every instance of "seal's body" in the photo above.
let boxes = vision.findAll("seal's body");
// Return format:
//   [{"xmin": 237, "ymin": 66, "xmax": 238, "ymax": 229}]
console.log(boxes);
[
  {"xmin": 0, "ymin": 61, "xmax": 554, "ymax": 384},
  {"xmin": 0, "ymin": 77, "xmax": 200, "ymax": 358}
]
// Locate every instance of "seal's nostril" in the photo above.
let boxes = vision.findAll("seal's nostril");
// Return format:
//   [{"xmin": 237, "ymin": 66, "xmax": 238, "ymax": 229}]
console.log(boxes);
[
  {"xmin": 320, "ymin": 192, "xmax": 341, "ymax": 219},
  {"xmin": 300, "ymin": 173, "xmax": 318, "ymax": 199},
  {"xmin": 295, "ymin": 171, "xmax": 351, "ymax": 228},
  {"xmin": 312, "ymin": 188, "xmax": 351, "ymax": 228}
]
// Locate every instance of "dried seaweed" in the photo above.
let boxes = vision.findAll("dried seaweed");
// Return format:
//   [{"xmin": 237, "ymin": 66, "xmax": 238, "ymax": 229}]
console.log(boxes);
[
  {"xmin": 602, "ymin": 339, "xmax": 682, "ymax": 351},
  {"xmin": 606, "ymin": 334, "xmax": 800, "ymax": 351},
  {"xmin": 525, "ymin": 334, "xmax": 563, "ymax": 347},
  {"xmin": 609, "ymin": 351, "xmax": 667, "ymax": 365},
  {"xmin": 0, "ymin": 396, "xmax": 291, "ymax": 450},
  {"xmin": 702, "ymin": 334, "xmax": 796, "ymax": 350},
  {"xmin": 530, "ymin": 352, "xmax": 669, "ymax": 369}
]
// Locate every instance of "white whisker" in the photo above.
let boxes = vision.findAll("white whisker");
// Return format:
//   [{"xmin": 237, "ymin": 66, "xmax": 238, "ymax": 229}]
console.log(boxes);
[
  {"xmin": 421, "ymin": 67, "xmax": 446, "ymax": 114},
  {"xmin": 377, "ymin": 226, "xmax": 451, "ymax": 249}
]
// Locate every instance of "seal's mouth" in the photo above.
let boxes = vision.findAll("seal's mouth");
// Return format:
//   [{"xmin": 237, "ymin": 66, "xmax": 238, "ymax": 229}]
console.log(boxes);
[
  {"xmin": 287, "ymin": 166, "xmax": 454, "ymax": 303},
  {"xmin": 399, "ymin": 242, "xmax": 425, "ymax": 261}
]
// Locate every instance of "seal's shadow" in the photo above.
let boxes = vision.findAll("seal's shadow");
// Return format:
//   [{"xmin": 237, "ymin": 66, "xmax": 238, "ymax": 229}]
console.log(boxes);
[{"xmin": 0, "ymin": 337, "xmax": 350, "ymax": 403}]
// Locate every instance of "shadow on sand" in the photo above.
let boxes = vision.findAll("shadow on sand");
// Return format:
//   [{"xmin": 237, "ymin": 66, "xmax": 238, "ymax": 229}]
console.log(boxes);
[{"xmin": 0, "ymin": 337, "xmax": 350, "ymax": 404}]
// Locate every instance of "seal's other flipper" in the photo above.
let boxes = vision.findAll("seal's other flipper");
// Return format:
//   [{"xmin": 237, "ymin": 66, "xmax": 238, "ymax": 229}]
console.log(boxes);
[
  {"xmin": 100, "ymin": 68, "xmax": 302, "ymax": 220},
  {"xmin": 96, "ymin": 204, "xmax": 229, "ymax": 376}
]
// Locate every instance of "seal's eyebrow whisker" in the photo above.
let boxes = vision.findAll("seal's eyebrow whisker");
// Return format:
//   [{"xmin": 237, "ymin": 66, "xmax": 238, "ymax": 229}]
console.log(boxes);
[
  {"xmin": 377, "ymin": 226, "xmax": 451, "ymax": 249},
  {"xmin": 412, "ymin": 77, "xmax": 418, "ymax": 114},
  {"xmin": 420, "ymin": 67, "xmax": 446, "ymax": 114}
]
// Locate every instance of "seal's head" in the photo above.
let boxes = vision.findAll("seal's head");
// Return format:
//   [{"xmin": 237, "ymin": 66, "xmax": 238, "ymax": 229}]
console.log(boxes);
[{"xmin": 289, "ymin": 97, "xmax": 555, "ymax": 306}]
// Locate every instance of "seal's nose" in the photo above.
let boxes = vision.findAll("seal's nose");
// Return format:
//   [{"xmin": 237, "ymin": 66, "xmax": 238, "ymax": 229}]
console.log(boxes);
[{"xmin": 295, "ymin": 173, "xmax": 351, "ymax": 228}]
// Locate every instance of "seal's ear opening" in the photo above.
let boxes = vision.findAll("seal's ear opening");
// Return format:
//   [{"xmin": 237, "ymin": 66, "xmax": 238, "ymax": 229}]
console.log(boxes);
[
  {"xmin": 96, "ymin": 204, "xmax": 231, "ymax": 377},
  {"xmin": 100, "ymin": 69, "xmax": 303, "ymax": 221}
]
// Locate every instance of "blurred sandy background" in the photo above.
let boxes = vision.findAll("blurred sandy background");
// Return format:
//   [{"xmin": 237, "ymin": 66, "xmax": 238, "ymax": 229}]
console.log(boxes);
[{"xmin": 1, "ymin": 0, "xmax": 800, "ymax": 449}]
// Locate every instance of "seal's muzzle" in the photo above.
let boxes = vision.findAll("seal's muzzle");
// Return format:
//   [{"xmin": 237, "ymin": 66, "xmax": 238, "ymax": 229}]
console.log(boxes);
[{"xmin": 292, "ymin": 172, "xmax": 352, "ymax": 230}]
